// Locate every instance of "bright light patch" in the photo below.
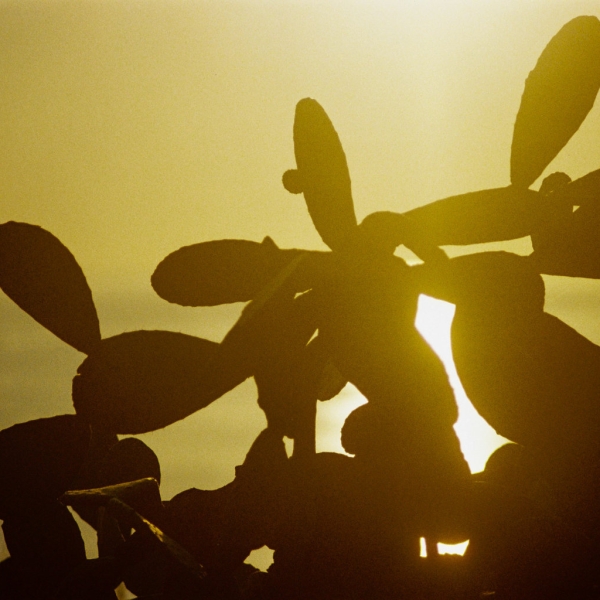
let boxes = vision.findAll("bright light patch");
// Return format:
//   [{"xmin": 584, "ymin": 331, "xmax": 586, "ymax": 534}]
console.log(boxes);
[
  {"xmin": 420, "ymin": 538, "xmax": 470, "ymax": 557},
  {"xmin": 283, "ymin": 436, "xmax": 294, "ymax": 458},
  {"xmin": 315, "ymin": 295, "xmax": 507, "ymax": 471},
  {"xmin": 415, "ymin": 294, "xmax": 509, "ymax": 473},
  {"xmin": 415, "ymin": 294, "xmax": 456, "ymax": 365},
  {"xmin": 245, "ymin": 546, "xmax": 275, "ymax": 572},
  {"xmin": 438, "ymin": 540, "xmax": 470, "ymax": 555},
  {"xmin": 316, "ymin": 385, "xmax": 368, "ymax": 455}
]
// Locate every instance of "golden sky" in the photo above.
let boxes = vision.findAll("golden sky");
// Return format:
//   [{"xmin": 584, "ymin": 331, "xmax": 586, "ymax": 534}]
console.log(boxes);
[
  {"xmin": 2, "ymin": 0, "xmax": 600, "ymax": 564},
  {"xmin": 2, "ymin": 1, "xmax": 600, "ymax": 291}
]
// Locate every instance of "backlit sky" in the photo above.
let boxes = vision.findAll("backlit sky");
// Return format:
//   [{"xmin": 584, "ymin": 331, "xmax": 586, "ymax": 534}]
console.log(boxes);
[{"xmin": 2, "ymin": 0, "xmax": 600, "ymax": 566}]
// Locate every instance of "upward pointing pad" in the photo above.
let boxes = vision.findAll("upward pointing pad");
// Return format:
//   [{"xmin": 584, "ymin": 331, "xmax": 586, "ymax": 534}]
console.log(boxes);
[
  {"xmin": 511, "ymin": 16, "xmax": 600, "ymax": 188},
  {"xmin": 0, "ymin": 222, "xmax": 101, "ymax": 354},
  {"xmin": 290, "ymin": 98, "xmax": 358, "ymax": 251}
]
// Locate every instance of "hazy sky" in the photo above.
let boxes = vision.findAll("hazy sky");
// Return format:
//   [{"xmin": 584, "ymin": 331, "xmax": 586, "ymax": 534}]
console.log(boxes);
[
  {"xmin": 2, "ymin": 1, "xmax": 600, "ymax": 292},
  {"xmin": 2, "ymin": 0, "xmax": 600, "ymax": 566}
]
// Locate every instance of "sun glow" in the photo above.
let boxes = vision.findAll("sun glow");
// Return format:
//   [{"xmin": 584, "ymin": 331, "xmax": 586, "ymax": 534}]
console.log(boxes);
[
  {"xmin": 314, "ymin": 294, "xmax": 508, "ymax": 560},
  {"xmin": 415, "ymin": 294, "xmax": 509, "ymax": 473},
  {"xmin": 416, "ymin": 295, "xmax": 509, "ymax": 557},
  {"xmin": 315, "ymin": 294, "xmax": 508, "ymax": 472}
]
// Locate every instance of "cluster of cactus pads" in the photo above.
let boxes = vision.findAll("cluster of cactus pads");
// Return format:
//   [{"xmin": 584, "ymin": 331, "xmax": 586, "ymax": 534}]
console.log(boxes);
[{"xmin": 3, "ymin": 15, "xmax": 600, "ymax": 600}]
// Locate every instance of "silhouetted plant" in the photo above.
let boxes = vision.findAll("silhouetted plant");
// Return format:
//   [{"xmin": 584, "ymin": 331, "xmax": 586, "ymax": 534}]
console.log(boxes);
[{"xmin": 3, "ymin": 14, "xmax": 600, "ymax": 599}]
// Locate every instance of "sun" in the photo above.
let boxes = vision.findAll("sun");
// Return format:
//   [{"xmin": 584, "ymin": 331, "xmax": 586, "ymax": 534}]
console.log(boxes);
[{"xmin": 316, "ymin": 293, "xmax": 509, "ymax": 473}]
